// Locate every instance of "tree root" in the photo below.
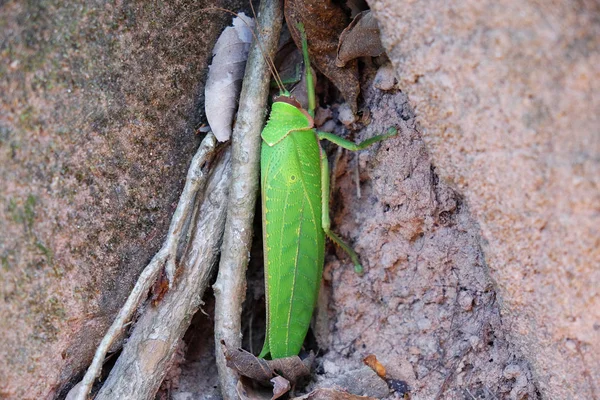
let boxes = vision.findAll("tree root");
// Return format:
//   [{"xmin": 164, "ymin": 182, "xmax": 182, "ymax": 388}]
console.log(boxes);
[
  {"xmin": 72, "ymin": 133, "xmax": 228, "ymax": 399},
  {"xmin": 72, "ymin": 1, "xmax": 283, "ymax": 398},
  {"xmin": 212, "ymin": 0, "xmax": 283, "ymax": 399}
]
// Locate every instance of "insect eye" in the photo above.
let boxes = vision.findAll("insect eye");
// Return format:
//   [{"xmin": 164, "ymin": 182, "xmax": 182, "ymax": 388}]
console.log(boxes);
[{"xmin": 290, "ymin": 175, "xmax": 296, "ymax": 181}]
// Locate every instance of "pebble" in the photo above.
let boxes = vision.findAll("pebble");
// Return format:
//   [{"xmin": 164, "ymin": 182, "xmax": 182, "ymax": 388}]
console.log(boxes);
[
  {"xmin": 374, "ymin": 63, "xmax": 397, "ymax": 91},
  {"xmin": 458, "ymin": 291, "xmax": 474, "ymax": 311},
  {"xmin": 503, "ymin": 364, "xmax": 522, "ymax": 379},
  {"xmin": 338, "ymin": 103, "xmax": 357, "ymax": 126}
]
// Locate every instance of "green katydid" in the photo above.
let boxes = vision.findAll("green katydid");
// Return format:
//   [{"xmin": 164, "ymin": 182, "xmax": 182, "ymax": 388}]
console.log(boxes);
[{"xmin": 259, "ymin": 23, "xmax": 397, "ymax": 359}]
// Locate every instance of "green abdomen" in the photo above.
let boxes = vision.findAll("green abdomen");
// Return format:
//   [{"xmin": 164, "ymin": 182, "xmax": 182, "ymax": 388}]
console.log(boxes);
[{"xmin": 261, "ymin": 128, "xmax": 325, "ymax": 358}]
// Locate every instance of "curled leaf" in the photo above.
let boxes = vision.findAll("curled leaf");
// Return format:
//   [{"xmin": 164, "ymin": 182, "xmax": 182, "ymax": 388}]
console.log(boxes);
[
  {"xmin": 268, "ymin": 353, "xmax": 314, "ymax": 384},
  {"xmin": 362, "ymin": 354, "xmax": 386, "ymax": 379},
  {"xmin": 291, "ymin": 388, "xmax": 377, "ymax": 400},
  {"xmin": 271, "ymin": 376, "xmax": 291, "ymax": 400},
  {"xmin": 222, "ymin": 341, "xmax": 314, "ymax": 385},
  {"xmin": 346, "ymin": 0, "xmax": 370, "ymax": 18},
  {"xmin": 336, "ymin": 11, "xmax": 384, "ymax": 67},
  {"xmin": 205, "ymin": 13, "xmax": 255, "ymax": 141},
  {"xmin": 223, "ymin": 342, "xmax": 273, "ymax": 383},
  {"xmin": 275, "ymin": 44, "xmax": 312, "ymax": 110},
  {"xmin": 236, "ymin": 376, "xmax": 290, "ymax": 400}
]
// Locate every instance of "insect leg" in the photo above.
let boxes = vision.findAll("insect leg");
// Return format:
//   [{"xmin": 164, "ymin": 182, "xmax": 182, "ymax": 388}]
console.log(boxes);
[
  {"xmin": 317, "ymin": 127, "xmax": 398, "ymax": 150},
  {"xmin": 319, "ymin": 146, "xmax": 364, "ymax": 274}
]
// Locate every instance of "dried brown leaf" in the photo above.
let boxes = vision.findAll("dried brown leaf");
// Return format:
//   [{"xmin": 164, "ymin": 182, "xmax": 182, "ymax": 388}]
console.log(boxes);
[
  {"xmin": 362, "ymin": 354, "xmax": 387, "ymax": 379},
  {"xmin": 275, "ymin": 45, "xmax": 312, "ymax": 110},
  {"xmin": 271, "ymin": 376, "xmax": 291, "ymax": 400},
  {"xmin": 346, "ymin": 0, "xmax": 369, "ymax": 18},
  {"xmin": 336, "ymin": 11, "xmax": 384, "ymax": 68},
  {"xmin": 236, "ymin": 376, "xmax": 273, "ymax": 400},
  {"xmin": 235, "ymin": 375, "xmax": 293, "ymax": 400},
  {"xmin": 285, "ymin": 0, "xmax": 359, "ymax": 113},
  {"xmin": 223, "ymin": 342, "xmax": 273, "ymax": 382},
  {"xmin": 205, "ymin": 13, "xmax": 255, "ymax": 141},
  {"xmin": 291, "ymin": 388, "xmax": 377, "ymax": 400},
  {"xmin": 269, "ymin": 352, "xmax": 315, "ymax": 384},
  {"xmin": 222, "ymin": 341, "xmax": 314, "ymax": 385}
]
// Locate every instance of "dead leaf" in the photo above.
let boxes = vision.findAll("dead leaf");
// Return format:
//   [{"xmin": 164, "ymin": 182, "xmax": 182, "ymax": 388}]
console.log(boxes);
[
  {"xmin": 285, "ymin": 0, "xmax": 360, "ymax": 113},
  {"xmin": 274, "ymin": 44, "xmax": 312, "ymax": 110},
  {"xmin": 271, "ymin": 376, "xmax": 291, "ymax": 400},
  {"xmin": 236, "ymin": 375, "xmax": 293, "ymax": 400},
  {"xmin": 236, "ymin": 377, "xmax": 257, "ymax": 400},
  {"xmin": 205, "ymin": 13, "xmax": 255, "ymax": 141},
  {"xmin": 363, "ymin": 354, "xmax": 386, "ymax": 379},
  {"xmin": 336, "ymin": 11, "xmax": 384, "ymax": 68},
  {"xmin": 291, "ymin": 388, "xmax": 377, "ymax": 400},
  {"xmin": 269, "ymin": 352, "xmax": 314, "ymax": 384},
  {"xmin": 222, "ymin": 341, "xmax": 314, "ymax": 385},
  {"xmin": 236, "ymin": 376, "xmax": 273, "ymax": 400},
  {"xmin": 223, "ymin": 342, "xmax": 273, "ymax": 383},
  {"xmin": 346, "ymin": 0, "xmax": 369, "ymax": 18}
]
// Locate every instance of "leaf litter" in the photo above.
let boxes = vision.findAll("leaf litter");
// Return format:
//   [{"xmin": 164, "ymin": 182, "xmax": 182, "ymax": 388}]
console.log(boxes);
[
  {"xmin": 222, "ymin": 340, "xmax": 314, "ymax": 399},
  {"xmin": 336, "ymin": 11, "xmax": 385, "ymax": 67},
  {"xmin": 284, "ymin": 0, "xmax": 360, "ymax": 113},
  {"xmin": 362, "ymin": 354, "xmax": 386, "ymax": 380}
]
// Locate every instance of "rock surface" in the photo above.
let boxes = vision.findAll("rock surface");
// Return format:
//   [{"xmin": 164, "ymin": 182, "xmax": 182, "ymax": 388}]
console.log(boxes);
[
  {"xmin": 317, "ymin": 84, "xmax": 538, "ymax": 400},
  {"xmin": 0, "ymin": 1, "xmax": 243, "ymax": 397},
  {"xmin": 370, "ymin": 1, "xmax": 599, "ymax": 398}
]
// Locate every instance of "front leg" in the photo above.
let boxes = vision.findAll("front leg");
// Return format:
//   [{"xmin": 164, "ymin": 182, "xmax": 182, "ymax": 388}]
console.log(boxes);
[{"xmin": 317, "ymin": 127, "xmax": 397, "ymax": 150}]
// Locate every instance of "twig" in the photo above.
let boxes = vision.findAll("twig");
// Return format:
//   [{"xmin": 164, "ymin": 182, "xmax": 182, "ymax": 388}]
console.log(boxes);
[
  {"xmin": 73, "ymin": 133, "xmax": 221, "ymax": 400},
  {"xmin": 94, "ymin": 145, "xmax": 232, "ymax": 399},
  {"xmin": 212, "ymin": 0, "xmax": 283, "ymax": 399}
]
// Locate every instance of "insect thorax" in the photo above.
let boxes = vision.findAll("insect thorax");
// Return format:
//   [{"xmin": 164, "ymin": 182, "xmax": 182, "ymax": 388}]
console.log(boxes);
[{"xmin": 261, "ymin": 101, "xmax": 314, "ymax": 146}]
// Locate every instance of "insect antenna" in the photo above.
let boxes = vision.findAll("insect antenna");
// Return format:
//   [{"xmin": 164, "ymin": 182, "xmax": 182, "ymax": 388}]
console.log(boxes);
[
  {"xmin": 202, "ymin": 6, "xmax": 286, "ymax": 94},
  {"xmin": 247, "ymin": 2, "xmax": 286, "ymax": 93}
]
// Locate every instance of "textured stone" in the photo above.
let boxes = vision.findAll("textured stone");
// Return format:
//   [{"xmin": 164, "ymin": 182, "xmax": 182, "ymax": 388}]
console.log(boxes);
[
  {"xmin": 371, "ymin": 1, "xmax": 599, "ymax": 398},
  {"xmin": 0, "ymin": 1, "xmax": 244, "ymax": 397}
]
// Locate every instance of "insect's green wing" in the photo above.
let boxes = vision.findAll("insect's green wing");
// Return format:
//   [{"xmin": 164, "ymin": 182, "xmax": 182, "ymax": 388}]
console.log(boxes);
[{"xmin": 260, "ymin": 101, "xmax": 325, "ymax": 359}]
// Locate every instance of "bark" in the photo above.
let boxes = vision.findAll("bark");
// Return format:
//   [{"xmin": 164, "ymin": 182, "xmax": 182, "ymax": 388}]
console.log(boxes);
[
  {"xmin": 212, "ymin": 0, "xmax": 283, "ymax": 398},
  {"xmin": 94, "ymin": 143, "xmax": 231, "ymax": 399},
  {"xmin": 74, "ymin": 133, "xmax": 222, "ymax": 399}
]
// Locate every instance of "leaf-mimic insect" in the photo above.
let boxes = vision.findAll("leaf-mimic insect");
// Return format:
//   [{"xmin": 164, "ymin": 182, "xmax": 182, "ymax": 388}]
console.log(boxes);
[{"xmin": 259, "ymin": 23, "xmax": 397, "ymax": 359}]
